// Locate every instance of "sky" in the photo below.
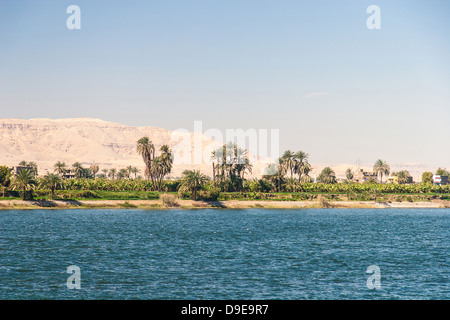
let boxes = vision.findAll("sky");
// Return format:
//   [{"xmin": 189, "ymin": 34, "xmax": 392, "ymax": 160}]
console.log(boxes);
[{"xmin": 0, "ymin": 0, "xmax": 449, "ymax": 168}]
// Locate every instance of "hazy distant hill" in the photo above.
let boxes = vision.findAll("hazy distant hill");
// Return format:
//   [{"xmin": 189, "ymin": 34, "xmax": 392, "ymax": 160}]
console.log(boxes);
[
  {"xmin": 0, "ymin": 118, "xmax": 224, "ymax": 177},
  {"xmin": 0, "ymin": 118, "xmax": 432, "ymax": 181}
]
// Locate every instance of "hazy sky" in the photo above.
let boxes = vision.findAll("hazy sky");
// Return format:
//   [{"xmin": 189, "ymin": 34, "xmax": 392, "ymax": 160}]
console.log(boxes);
[{"xmin": 0, "ymin": 0, "xmax": 449, "ymax": 167}]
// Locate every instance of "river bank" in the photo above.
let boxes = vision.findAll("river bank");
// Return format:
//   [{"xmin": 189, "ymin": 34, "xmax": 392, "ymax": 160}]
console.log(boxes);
[{"xmin": 1, "ymin": 199, "xmax": 449, "ymax": 210}]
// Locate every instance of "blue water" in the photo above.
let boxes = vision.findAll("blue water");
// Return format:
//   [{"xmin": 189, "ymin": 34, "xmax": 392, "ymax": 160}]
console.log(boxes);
[{"xmin": 0, "ymin": 209, "xmax": 448, "ymax": 299}]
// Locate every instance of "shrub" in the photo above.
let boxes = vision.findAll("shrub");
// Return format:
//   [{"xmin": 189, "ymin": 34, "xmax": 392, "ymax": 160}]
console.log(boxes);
[
  {"xmin": 34, "ymin": 190, "xmax": 50, "ymax": 198},
  {"xmin": 198, "ymin": 188, "xmax": 221, "ymax": 201},
  {"xmin": 317, "ymin": 195, "xmax": 332, "ymax": 208},
  {"xmin": 160, "ymin": 193, "xmax": 179, "ymax": 207},
  {"xmin": 79, "ymin": 190, "xmax": 100, "ymax": 198},
  {"xmin": 244, "ymin": 179, "xmax": 262, "ymax": 192},
  {"xmin": 121, "ymin": 201, "xmax": 137, "ymax": 208},
  {"xmin": 162, "ymin": 180, "xmax": 180, "ymax": 192},
  {"xmin": 177, "ymin": 187, "xmax": 191, "ymax": 199}
]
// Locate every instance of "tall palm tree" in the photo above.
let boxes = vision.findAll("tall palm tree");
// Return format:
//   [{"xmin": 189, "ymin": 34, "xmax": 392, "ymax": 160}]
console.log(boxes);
[
  {"xmin": 11, "ymin": 169, "xmax": 37, "ymax": 200},
  {"xmin": 346, "ymin": 168, "xmax": 354, "ymax": 181},
  {"xmin": 236, "ymin": 156, "xmax": 252, "ymax": 180},
  {"xmin": 137, "ymin": 137, "xmax": 155, "ymax": 182},
  {"xmin": 211, "ymin": 147, "xmax": 225, "ymax": 185},
  {"xmin": 54, "ymin": 161, "xmax": 67, "ymax": 176},
  {"xmin": 156, "ymin": 145, "xmax": 173, "ymax": 190},
  {"xmin": 130, "ymin": 167, "xmax": 140, "ymax": 179},
  {"xmin": 40, "ymin": 174, "xmax": 63, "ymax": 200},
  {"xmin": 72, "ymin": 162, "xmax": 84, "ymax": 178},
  {"xmin": 108, "ymin": 168, "xmax": 117, "ymax": 180},
  {"xmin": 294, "ymin": 151, "xmax": 310, "ymax": 182},
  {"xmin": 0, "ymin": 165, "xmax": 11, "ymax": 198},
  {"xmin": 179, "ymin": 170, "xmax": 209, "ymax": 200},
  {"xmin": 373, "ymin": 159, "xmax": 390, "ymax": 184},
  {"xmin": 27, "ymin": 162, "xmax": 38, "ymax": 176},
  {"xmin": 282, "ymin": 150, "xmax": 297, "ymax": 179},
  {"xmin": 233, "ymin": 146, "xmax": 252, "ymax": 181},
  {"xmin": 126, "ymin": 166, "xmax": 134, "ymax": 179},
  {"xmin": 298, "ymin": 161, "xmax": 313, "ymax": 183},
  {"xmin": 264, "ymin": 159, "xmax": 286, "ymax": 192},
  {"xmin": 118, "ymin": 168, "xmax": 128, "ymax": 180}
]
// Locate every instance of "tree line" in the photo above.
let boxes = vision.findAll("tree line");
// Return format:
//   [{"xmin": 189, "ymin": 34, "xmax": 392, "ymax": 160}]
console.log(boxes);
[{"xmin": 0, "ymin": 137, "xmax": 449, "ymax": 201}]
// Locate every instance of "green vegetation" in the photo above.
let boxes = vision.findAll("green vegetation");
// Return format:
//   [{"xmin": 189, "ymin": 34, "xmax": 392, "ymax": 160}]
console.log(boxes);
[
  {"xmin": 10, "ymin": 169, "xmax": 37, "ymax": 200},
  {"xmin": 2, "ymin": 139, "xmax": 449, "ymax": 204},
  {"xmin": 436, "ymin": 167, "xmax": 450, "ymax": 177},
  {"xmin": 211, "ymin": 142, "xmax": 253, "ymax": 191},
  {"xmin": 373, "ymin": 159, "xmax": 390, "ymax": 183},
  {"xmin": 392, "ymin": 170, "xmax": 411, "ymax": 185},
  {"xmin": 317, "ymin": 167, "xmax": 337, "ymax": 184},
  {"xmin": 137, "ymin": 137, "xmax": 173, "ymax": 191},
  {"xmin": 422, "ymin": 172, "xmax": 433, "ymax": 184},
  {"xmin": 0, "ymin": 165, "xmax": 12, "ymax": 198},
  {"xmin": 345, "ymin": 168, "xmax": 354, "ymax": 181},
  {"xmin": 179, "ymin": 169, "xmax": 210, "ymax": 200},
  {"xmin": 19, "ymin": 161, "xmax": 38, "ymax": 176},
  {"xmin": 39, "ymin": 174, "xmax": 63, "ymax": 200}
]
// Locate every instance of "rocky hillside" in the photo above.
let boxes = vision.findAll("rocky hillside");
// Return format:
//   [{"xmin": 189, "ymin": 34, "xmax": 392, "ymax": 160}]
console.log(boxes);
[{"xmin": 0, "ymin": 118, "xmax": 225, "ymax": 178}]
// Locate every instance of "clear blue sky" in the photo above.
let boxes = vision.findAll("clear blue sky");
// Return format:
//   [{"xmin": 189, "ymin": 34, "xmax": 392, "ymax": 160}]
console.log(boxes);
[{"xmin": 0, "ymin": 0, "xmax": 449, "ymax": 167}]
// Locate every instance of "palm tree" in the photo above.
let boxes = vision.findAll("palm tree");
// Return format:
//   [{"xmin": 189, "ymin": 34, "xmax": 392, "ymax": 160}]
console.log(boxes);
[
  {"xmin": 40, "ymin": 174, "xmax": 63, "ymax": 200},
  {"xmin": 346, "ymin": 168, "xmax": 354, "ymax": 181},
  {"xmin": 90, "ymin": 164, "xmax": 100, "ymax": 177},
  {"xmin": 264, "ymin": 159, "xmax": 286, "ymax": 192},
  {"xmin": 10, "ymin": 169, "xmax": 37, "ymax": 200},
  {"xmin": 179, "ymin": 170, "xmax": 209, "ymax": 200},
  {"xmin": 0, "ymin": 165, "xmax": 11, "ymax": 198},
  {"xmin": 108, "ymin": 168, "xmax": 117, "ymax": 180},
  {"xmin": 317, "ymin": 167, "xmax": 337, "ymax": 184},
  {"xmin": 236, "ymin": 155, "xmax": 252, "ymax": 180},
  {"xmin": 137, "ymin": 137, "xmax": 155, "ymax": 183},
  {"xmin": 392, "ymin": 170, "xmax": 411, "ymax": 185},
  {"xmin": 436, "ymin": 168, "xmax": 450, "ymax": 177},
  {"xmin": 298, "ymin": 161, "xmax": 313, "ymax": 183},
  {"xmin": 54, "ymin": 161, "xmax": 67, "ymax": 176},
  {"xmin": 373, "ymin": 159, "xmax": 390, "ymax": 184},
  {"xmin": 282, "ymin": 150, "xmax": 297, "ymax": 179},
  {"xmin": 27, "ymin": 162, "xmax": 38, "ymax": 176},
  {"xmin": 294, "ymin": 151, "xmax": 310, "ymax": 182},
  {"xmin": 130, "ymin": 167, "xmax": 140, "ymax": 179},
  {"xmin": 211, "ymin": 147, "xmax": 225, "ymax": 185},
  {"xmin": 118, "ymin": 168, "xmax": 128, "ymax": 180},
  {"xmin": 72, "ymin": 162, "xmax": 84, "ymax": 178},
  {"xmin": 155, "ymin": 145, "xmax": 174, "ymax": 190},
  {"xmin": 126, "ymin": 166, "xmax": 134, "ymax": 179}
]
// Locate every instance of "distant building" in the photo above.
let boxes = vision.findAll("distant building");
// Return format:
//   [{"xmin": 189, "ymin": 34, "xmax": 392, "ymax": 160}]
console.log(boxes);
[
  {"xmin": 355, "ymin": 171, "xmax": 378, "ymax": 183},
  {"xmin": 433, "ymin": 175, "xmax": 449, "ymax": 186},
  {"xmin": 62, "ymin": 169, "xmax": 77, "ymax": 179},
  {"xmin": 10, "ymin": 165, "xmax": 35, "ymax": 176}
]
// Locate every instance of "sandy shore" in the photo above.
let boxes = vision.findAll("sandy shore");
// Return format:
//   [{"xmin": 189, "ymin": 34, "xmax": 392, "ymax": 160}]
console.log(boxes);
[{"xmin": 0, "ymin": 199, "xmax": 449, "ymax": 210}]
